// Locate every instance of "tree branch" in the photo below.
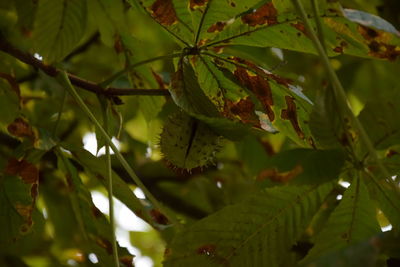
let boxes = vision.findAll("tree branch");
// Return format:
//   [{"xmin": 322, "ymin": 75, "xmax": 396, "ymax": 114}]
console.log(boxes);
[{"xmin": 0, "ymin": 36, "xmax": 171, "ymax": 97}]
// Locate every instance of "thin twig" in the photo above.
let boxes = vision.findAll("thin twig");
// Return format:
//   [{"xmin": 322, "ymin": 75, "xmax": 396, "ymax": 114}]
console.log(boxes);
[
  {"xmin": 100, "ymin": 52, "xmax": 182, "ymax": 88},
  {"xmin": 0, "ymin": 36, "xmax": 171, "ymax": 97}
]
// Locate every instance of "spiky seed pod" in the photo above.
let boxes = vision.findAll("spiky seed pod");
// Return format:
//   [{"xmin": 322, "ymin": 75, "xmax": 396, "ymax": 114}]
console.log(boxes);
[{"xmin": 160, "ymin": 111, "xmax": 221, "ymax": 170}]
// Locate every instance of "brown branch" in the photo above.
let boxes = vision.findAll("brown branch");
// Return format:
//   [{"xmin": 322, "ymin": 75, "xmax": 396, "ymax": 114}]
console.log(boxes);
[{"xmin": 0, "ymin": 36, "xmax": 171, "ymax": 97}]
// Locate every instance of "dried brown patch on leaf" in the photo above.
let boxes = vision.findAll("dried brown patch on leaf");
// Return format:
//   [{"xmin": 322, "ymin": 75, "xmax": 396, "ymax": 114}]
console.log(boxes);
[
  {"xmin": 96, "ymin": 237, "xmax": 113, "ymax": 254},
  {"xmin": 368, "ymin": 41, "xmax": 400, "ymax": 61},
  {"xmin": 211, "ymin": 45, "xmax": 225, "ymax": 53},
  {"xmin": 333, "ymin": 41, "xmax": 348, "ymax": 53},
  {"xmin": 15, "ymin": 203, "xmax": 34, "ymax": 234},
  {"xmin": 197, "ymin": 39, "xmax": 208, "ymax": 47},
  {"xmin": 234, "ymin": 67, "xmax": 275, "ymax": 121},
  {"xmin": 114, "ymin": 36, "xmax": 124, "ymax": 54},
  {"xmin": 150, "ymin": 0, "xmax": 178, "ymax": 26},
  {"xmin": 281, "ymin": 96, "xmax": 304, "ymax": 139},
  {"xmin": 190, "ymin": 0, "xmax": 208, "ymax": 10},
  {"xmin": 5, "ymin": 158, "xmax": 39, "ymax": 234},
  {"xmin": 5, "ymin": 158, "xmax": 39, "ymax": 184},
  {"xmin": 91, "ymin": 206, "xmax": 103, "ymax": 218},
  {"xmin": 258, "ymin": 165, "xmax": 303, "ymax": 183},
  {"xmin": 120, "ymin": 256, "xmax": 134, "ymax": 267},
  {"xmin": 224, "ymin": 97, "xmax": 259, "ymax": 126},
  {"xmin": 386, "ymin": 149, "xmax": 399, "ymax": 158},
  {"xmin": 152, "ymin": 70, "xmax": 167, "ymax": 89},
  {"xmin": 266, "ymin": 72, "xmax": 292, "ymax": 87},
  {"xmin": 231, "ymin": 56, "xmax": 292, "ymax": 87},
  {"xmin": 7, "ymin": 117, "xmax": 35, "ymax": 139},
  {"xmin": 359, "ymin": 26, "xmax": 380, "ymax": 41},
  {"xmin": 261, "ymin": 139, "xmax": 275, "ymax": 155},
  {"xmin": 308, "ymin": 137, "xmax": 317, "ymax": 149},
  {"xmin": 358, "ymin": 25, "xmax": 400, "ymax": 60},
  {"xmin": 150, "ymin": 209, "xmax": 169, "ymax": 225},
  {"xmin": 196, "ymin": 244, "xmax": 217, "ymax": 256},
  {"xmin": 241, "ymin": 2, "xmax": 278, "ymax": 27},
  {"xmin": 291, "ymin": 22, "xmax": 310, "ymax": 38},
  {"xmin": 207, "ymin": 21, "xmax": 227, "ymax": 33}
]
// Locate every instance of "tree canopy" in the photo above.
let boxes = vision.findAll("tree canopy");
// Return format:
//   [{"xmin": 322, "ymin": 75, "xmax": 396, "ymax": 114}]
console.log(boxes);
[{"xmin": 0, "ymin": 0, "xmax": 400, "ymax": 266}]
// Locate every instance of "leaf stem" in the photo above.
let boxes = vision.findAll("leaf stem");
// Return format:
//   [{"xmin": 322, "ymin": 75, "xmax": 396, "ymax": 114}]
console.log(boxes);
[
  {"xmin": 56, "ymin": 148, "xmax": 89, "ymax": 241},
  {"xmin": 101, "ymin": 99, "xmax": 120, "ymax": 267},
  {"xmin": 194, "ymin": 0, "xmax": 212, "ymax": 45},
  {"xmin": 52, "ymin": 89, "xmax": 66, "ymax": 137},
  {"xmin": 290, "ymin": 0, "xmax": 396, "ymax": 188},
  {"xmin": 57, "ymin": 71, "xmax": 181, "ymax": 227},
  {"xmin": 310, "ymin": 0, "xmax": 325, "ymax": 50},
  {"xmin": 100, "ymin": 52, "xmax": 183, "ymax": 88}
]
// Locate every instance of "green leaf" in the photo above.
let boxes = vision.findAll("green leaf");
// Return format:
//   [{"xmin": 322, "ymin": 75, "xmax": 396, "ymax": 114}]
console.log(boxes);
[
  {"xmin": 87, "ymin": 0, "xmax": 124, "ymax": 47},
  {"xmin": 0, "ymin": 79, "xmax": 20, "ymax": 127},
  {"xmin": 261, "ymin": 149, "xmax": 345, "ymax": 185},
  {"xmin": 130, "ymin": 230, "xmax": 165, "ymax": 266},
  {"xmin": 87, "ymin": 0, "xmax": 125, "ymax": 46},
  {"xmin": 171, "ymin": 57, "xmax": 220, "ymax": 117},
  {"xmin": 164, "ymin": 183, "xmax": 333, "ymax": 267},
  {"xmin": 121, "ymin": 34, "xmax": 167, "ymax": 122},
  {"xmin": 33, "ymin": 0, "xmax": 87, "ymax": 62},
  {"xmin": 302, "ymin": 177, "xmax": 381, "ymax": 264},
  {"xmin": 309, "ymin": 89, "xmax": 349, "ymax": 149},
  {"xmin": 12, "ymin": 0, "xmax": 38, "ymax": 33},
  {"xmin": 301, "ymin": 237, "xmax": 382, "ymax": 267},
  {"xmin": 365, "ymin": 173, "xmax": 400, "ymax": 232},
  {"xmin": 358, "ymin": 91, "xmax": 400, "ymax": 150},
  {"xmin": 235, "ymin": 135, "xmax": 270, "ymax": 175}
]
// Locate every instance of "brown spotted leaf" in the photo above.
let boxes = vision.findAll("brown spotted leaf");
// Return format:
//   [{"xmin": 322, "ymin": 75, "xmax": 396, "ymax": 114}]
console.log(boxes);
[
  {"xmin": 201, "ymin": 2, "xmax": 400, "ymax": 60},
  {"xmin": 1, "ymin": 159, "xmax": 39, "ymax": 244},
  {"xmin": 130, "ymin": 0, "xmax": 194, "ymax": 44},
  {"xmin": 189, "ymin": 0, "xmax": 261, "ymax": 44},
  {"xmin": 192, "ymin": 53, "xmax": 313, "ymax": 146}
]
